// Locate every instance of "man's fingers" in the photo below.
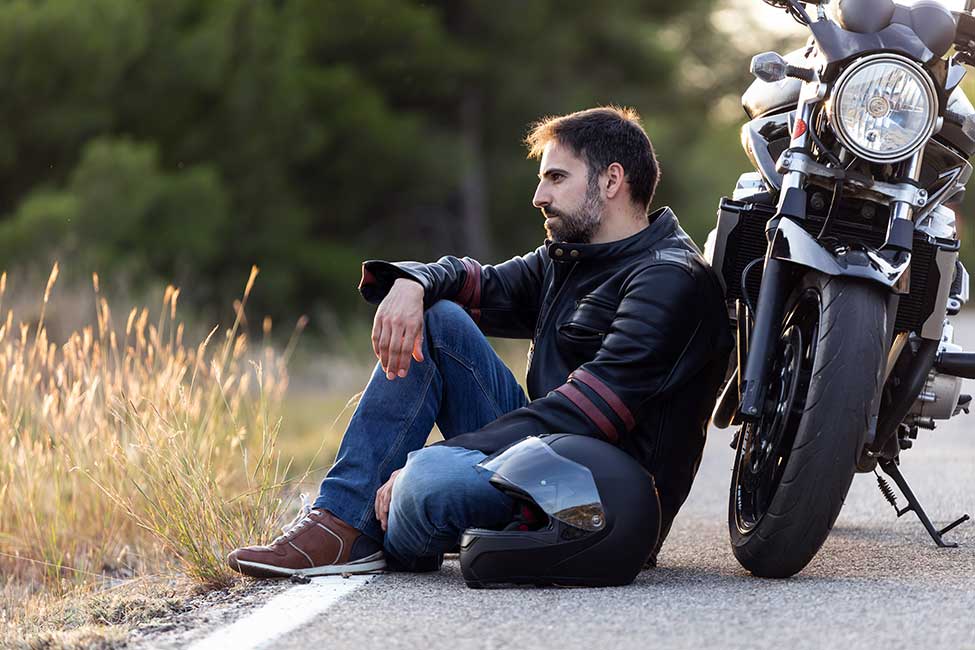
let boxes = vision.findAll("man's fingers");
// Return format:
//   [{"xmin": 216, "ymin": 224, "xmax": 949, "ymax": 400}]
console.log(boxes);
[
  {"xmin": 378, "ymin": 321, "xmax": 393, "ymax": 374},
  {"xmin": 394, "ymin": 325, "xmax": 419, "ymax": 377},
  {"xmin": 371, "ymin": 313, "xmax": 384, "ymax": 361},
  {"xmin": 374, "ymin": 483, "xmax": 388, "ymax": 527},
  {"xmin": 386, "ymin": 325, "xmax": 407, "ymax": 378},
  {"xmin": 378, "ymin": 487, "xmax": 390, "ymax": 531},
  {"xmin": 375, "ymin": 469, "xmax": 401, "ymax": 531},
  {"xmin": 412, "ymin": 330, "xmax": 424, "ymax": 363}
]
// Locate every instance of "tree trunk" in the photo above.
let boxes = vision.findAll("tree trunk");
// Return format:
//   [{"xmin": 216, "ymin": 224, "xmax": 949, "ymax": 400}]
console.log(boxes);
[{"xmin": 459, "ymin": 88, "xmax": 491, "ymax": 261}]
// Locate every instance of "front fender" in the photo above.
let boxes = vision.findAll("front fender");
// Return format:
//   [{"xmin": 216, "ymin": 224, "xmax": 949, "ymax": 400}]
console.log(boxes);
[{"xmin": 770, "ymin": 217, "xmax": 909, "ymax": 289}]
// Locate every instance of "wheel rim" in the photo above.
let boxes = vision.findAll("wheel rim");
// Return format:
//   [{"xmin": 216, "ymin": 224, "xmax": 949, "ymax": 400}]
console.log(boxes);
[{"xmin": 734, "ymin": 288, "xmax": 821, "ymax": 535}]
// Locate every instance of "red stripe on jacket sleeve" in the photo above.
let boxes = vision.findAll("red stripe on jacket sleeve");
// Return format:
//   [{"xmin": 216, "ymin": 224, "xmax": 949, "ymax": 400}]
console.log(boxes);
[
  {"xmin": 455, "ymin": 259, "xmax": 482, "ymax": 323},
  {"xmin": 359, "ymin": 266, "xmax": 378, "ymax": 292},
  {"xmin": 570, "ymin": 369, "xmax": 636, "ymax": 431},
  {"xmin": 554, "ymin": 383, "xmax": 619, "ymax": 444}
]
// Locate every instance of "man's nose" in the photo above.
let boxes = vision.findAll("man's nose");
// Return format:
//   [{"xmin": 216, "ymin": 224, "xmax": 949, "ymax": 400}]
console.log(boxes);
[{"xmin": 532, "ymin": 185, "xmax": 549, "ymax": 209}]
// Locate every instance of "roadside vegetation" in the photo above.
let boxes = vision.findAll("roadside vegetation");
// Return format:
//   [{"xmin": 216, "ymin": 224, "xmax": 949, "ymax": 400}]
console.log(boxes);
[{"xmin": 0, "ymin": 266, "xmax": 318, "ymax": 647}]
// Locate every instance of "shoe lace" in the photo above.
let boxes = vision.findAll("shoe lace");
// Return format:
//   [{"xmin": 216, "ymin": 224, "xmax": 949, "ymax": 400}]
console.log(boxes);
[{"xmin": 272, "ymin": 493, "xmax": 314, "ymax": 544}]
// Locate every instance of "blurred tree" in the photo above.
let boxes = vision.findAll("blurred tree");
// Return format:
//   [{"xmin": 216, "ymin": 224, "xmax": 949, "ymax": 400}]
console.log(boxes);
[
  {"xmin": 0, "ymin": 137, "xmax": 229, "ymax": 291},
  {"xmin": 0, "ymin": 0, "xmax": 771, "ymax": 334}
]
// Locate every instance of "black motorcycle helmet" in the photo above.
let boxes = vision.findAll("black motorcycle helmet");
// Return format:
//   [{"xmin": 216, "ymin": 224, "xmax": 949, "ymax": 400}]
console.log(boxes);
[{"xmin": 459, "ymin": 434, "xmax": 660, "ymax": 588}]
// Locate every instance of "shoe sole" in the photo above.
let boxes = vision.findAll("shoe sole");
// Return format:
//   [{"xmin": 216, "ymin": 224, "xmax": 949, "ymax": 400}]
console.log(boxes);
[{"xmin": 233, "ymin": 551, "xmax": 386, "ymax": 578}]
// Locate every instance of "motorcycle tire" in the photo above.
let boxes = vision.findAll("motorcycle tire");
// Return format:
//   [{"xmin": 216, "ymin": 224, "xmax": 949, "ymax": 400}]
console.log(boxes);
[{"xmin": 729, "ymin": 271, "xmax": 887, "ymax": 578}]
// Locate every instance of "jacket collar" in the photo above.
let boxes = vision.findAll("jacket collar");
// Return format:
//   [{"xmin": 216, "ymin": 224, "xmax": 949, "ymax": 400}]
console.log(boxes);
[{"xmin": 544, "ymin": 206, "xmax": 678, "ymax": 262}]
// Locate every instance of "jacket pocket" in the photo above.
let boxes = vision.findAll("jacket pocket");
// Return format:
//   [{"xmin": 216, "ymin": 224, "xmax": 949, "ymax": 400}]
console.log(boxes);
[
  {"xmin": 558, "ymin": 320, "xmax": 606, "ymax": 344},
  {"xmin": 556, "ymin": 296, "xmax": 615, "ymax": 364}
]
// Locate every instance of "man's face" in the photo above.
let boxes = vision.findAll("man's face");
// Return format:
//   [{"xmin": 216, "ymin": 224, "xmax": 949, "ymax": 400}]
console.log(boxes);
[{"xmin": 532, "ymin": 141, "xmax": 604, "ymax": 244}]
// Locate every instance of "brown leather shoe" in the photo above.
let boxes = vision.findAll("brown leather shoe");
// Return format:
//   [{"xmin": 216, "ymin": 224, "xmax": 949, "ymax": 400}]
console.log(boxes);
[{"xmin": 228, "ymin": 508, "xmax": 385, "ymax": 578}]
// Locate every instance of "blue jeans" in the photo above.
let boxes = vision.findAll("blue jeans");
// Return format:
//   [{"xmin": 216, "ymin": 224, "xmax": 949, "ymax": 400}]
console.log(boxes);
[{"xmin": 314, "ymin": 300, "xmax": 529, "ymax": 570}]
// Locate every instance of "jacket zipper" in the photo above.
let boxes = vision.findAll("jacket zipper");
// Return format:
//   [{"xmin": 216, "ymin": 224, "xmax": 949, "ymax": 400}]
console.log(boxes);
[{"xmin": 535, "ymin": 263, "xmax": 578, "ymax": 340}]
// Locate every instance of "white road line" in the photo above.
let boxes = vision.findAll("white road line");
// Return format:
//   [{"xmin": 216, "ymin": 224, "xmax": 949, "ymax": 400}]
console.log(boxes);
[{"xmin": 188, "ymin": 574, "xmax": 377, "ymax": 650}]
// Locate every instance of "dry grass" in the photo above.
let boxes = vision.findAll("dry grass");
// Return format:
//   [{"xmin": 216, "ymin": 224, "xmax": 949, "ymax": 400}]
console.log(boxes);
[
  {"xmin": 0, "ymin": 264, "xmax": 306, "ymax": 645},
  {"xmin": 0, "ymin": 266, "xmax": 533, "ymax": 647},
  {"xmin": 1, "ymin": 575, "xmax": 192, "ymax": 650}
]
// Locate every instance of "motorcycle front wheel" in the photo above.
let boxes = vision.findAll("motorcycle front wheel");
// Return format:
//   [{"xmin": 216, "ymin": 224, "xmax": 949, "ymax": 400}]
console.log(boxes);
[{"xmin": 729, "ymin": 271, "xmax": 887, "ymax": 578}]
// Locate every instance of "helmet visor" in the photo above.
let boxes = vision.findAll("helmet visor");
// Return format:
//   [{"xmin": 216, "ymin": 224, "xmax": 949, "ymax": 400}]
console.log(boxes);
[{"xmin": 477, "ymin": 436, "xmax": 606, "ymax": 532}]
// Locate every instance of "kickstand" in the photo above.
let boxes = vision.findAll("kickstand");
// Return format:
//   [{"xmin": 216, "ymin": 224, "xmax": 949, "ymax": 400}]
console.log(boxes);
[{"xmin": 877, "ymin": 460, "xmax": 971, "ymax": 548}]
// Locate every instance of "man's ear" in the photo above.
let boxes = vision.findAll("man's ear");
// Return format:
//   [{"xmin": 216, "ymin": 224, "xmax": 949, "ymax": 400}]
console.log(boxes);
[{"xmin": 604, "ymin": 162, "xmax": 626, "ymax": 200}]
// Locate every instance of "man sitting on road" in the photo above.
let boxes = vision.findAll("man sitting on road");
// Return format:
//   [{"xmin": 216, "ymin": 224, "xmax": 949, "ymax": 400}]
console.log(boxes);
[{"xmin": 228, "ymin": 106, "xmax": 733, "ymax": 576}]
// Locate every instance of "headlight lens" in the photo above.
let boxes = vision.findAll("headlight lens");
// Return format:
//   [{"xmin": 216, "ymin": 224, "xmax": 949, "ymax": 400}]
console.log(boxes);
[{"xmin": 828, "ymin": 54, "xmax": 938, "ymax": 163}]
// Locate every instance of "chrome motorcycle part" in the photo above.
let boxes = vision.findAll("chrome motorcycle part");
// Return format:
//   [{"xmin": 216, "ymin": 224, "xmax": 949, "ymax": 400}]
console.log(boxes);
[
  {"xmin": 947, "ymin": 260, "xmax": 969, "ymax": 314},
  {"xmin": 889, "ymin": 150, "xmax": 926, "ymax": 231},
  {"xmin": 732, "ymin": 172, "xmax": 768, "ymax": 201},
  {"xmin": 741, "ymin": 100, "xmax": 824, "ymax": 418},
  {"xmin": 775, "ymin": 148, "xmax": 928, "ymax": 207},
  {"xmin": 710, "ymin": 196, "xmax": 946, "ymax": 335},
  {"xmin": 769, "ymin": 217, "xmax": 911, "ymax": 287},
  {"xmin": 827, "ymin": 54, "xmax": 939, "ymax": 163}
]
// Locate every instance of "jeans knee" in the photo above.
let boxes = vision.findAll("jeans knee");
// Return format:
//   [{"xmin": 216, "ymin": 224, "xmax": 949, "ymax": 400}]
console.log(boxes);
[
  {"xmin": 392, "ymin": 446, "xmax": 479, "ymax": 539},
  {"xmin": 385, "ymin": 450, "xmax": 443, "ymax": 559},
  {"xmin": 392, "ymin": 447, "xmax": 453, "ymax": 518},
  {"xmin": 423, "ymin": 300, "xmax": 472, "ymax": 345}
]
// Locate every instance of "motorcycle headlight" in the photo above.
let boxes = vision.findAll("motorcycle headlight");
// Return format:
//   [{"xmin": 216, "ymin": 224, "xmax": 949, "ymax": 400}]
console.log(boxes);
[{"xmin": 827, "ymin": 54, "xmax": 938, "ymax": 163}]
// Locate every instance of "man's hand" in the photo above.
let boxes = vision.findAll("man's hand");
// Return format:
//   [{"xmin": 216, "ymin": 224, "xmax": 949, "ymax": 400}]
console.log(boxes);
[
  {"xmin": 372, "ymin": 278, "xmax": 425, "ymax": 379},
  {"xmin": 375, "ymin": 469, "xmax": 402, "ymax": 532}
]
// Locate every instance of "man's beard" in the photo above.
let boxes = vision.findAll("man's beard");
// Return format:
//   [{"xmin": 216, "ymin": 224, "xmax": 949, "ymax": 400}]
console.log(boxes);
[{"xmin": 543, "ymin": 175, "xmax": 603, "ymax": 244}]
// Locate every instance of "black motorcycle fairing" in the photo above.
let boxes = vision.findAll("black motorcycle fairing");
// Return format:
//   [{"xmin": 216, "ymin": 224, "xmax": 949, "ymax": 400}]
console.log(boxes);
[
  {"xmin": 946, "ymin": 57, "xmax": 967, "ymax": 94},
  {"xmin": 905, "ymin": 1, "xmax": 957, "ymax": 61},
  {"xmin": 809, "ymin": 9, "xmax": 937, "ymax": 68},
  {"xmin": 770, "ymin": 217, "xmax": 909, "ymax": 287},
  {"xmin": 832, "ymin": 0, "xmax": 896, "ymax": 35}
]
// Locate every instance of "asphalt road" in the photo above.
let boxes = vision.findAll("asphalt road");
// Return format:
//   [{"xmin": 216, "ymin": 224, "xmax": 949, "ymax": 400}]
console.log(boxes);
[{"xmin": 272, "ymin": 313, "xmax": 975, "ymax": 650}]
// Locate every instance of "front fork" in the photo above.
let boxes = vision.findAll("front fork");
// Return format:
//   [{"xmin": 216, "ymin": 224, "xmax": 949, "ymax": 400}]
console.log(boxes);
[
  {"xmin": 737, "ymin": 96, "xmax": 923, "ymax": 420},
  {"xmin": 738, "ymin": 101, "xmax": 814, "ymax": 419}
]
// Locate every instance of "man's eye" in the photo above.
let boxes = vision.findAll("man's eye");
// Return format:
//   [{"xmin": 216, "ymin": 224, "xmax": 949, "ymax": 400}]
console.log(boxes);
[{"xmin": 551, "ymin": 174, "xmax": 563, "ymax": 182}]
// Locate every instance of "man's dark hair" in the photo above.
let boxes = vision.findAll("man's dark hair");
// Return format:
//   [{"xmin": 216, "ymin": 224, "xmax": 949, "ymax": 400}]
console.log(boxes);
[{"xmin": 525, "ymin": 106, "xmax": 660, "ymax": 210}]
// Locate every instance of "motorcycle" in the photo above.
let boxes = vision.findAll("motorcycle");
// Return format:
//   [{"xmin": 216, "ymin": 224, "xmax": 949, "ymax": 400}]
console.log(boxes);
[{"xmin": 705, "ymin": 0, "xmax": 975, "ymax": 577}]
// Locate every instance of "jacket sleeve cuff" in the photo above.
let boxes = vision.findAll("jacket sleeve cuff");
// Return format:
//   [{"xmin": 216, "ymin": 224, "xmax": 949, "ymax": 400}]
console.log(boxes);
[{"xmin": 358, "ymin": 261, "xmax": 427, "ymax": 305}]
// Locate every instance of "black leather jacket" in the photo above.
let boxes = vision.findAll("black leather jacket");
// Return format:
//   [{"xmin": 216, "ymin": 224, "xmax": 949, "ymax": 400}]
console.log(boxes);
[{"xmin": 359, "ymin": 207, "xmax": 733, "ymax": 552}]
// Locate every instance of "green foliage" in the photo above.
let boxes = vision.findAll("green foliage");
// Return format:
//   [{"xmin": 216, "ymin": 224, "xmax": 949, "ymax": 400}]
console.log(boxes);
[
  {"xmin": 0, "ymin": 0, "xmax": 765, "ymax": 331},
  {"xmin": 0, "ymin": 137, "xmax": 230, "ymax": 294}
]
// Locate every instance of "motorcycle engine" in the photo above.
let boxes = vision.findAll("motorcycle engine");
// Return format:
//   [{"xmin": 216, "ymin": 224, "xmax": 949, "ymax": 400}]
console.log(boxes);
[{"xmin": 907, "ymin": 322, "xmax": 969, "ymax": 425}]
